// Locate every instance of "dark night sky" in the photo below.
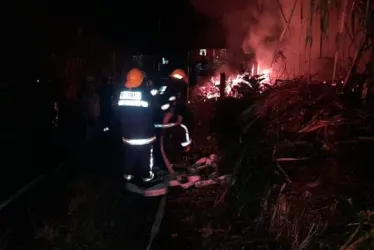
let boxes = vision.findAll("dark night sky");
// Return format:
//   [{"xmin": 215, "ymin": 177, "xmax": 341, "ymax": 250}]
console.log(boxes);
[
  {"xmin": 85, "ymin": 0, "xmax": 225, "ymax": 50},
  {"xmin": 16, "ymin": 0, "xmax": 224, "ymax": 49},
  {"xmin": 1, "ymin": 1, "xmax": 224, "ymax": 78}
]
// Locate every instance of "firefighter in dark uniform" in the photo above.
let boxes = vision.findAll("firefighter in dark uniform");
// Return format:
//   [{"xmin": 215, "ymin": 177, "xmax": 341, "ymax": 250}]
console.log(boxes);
[
  {"xmin": 153, "ymin": 69, "xmax": 191, "ymax": 169},
  {"xmin": 116, "ymin": 68, "xmax": 166, "ymax": 196},
  {"xmin": 152, "ymin": 86, "xmax": 178, "ymax": 176},
  {"xmin": 168, "ymin": 69, "xmax": 192, "ymax": 152},
  {"xmin": 162, "ymin": 94, "xmax": 192, "ymax": 164}
]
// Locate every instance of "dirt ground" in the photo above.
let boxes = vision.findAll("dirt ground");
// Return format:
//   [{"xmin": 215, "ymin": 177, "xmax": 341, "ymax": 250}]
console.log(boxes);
[{"xmin": 0, "ymin": 132, "xmax": 271, "ymax": 250}]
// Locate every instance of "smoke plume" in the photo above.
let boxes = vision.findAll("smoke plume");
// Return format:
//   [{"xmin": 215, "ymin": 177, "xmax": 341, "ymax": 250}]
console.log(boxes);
[
  {"xmin": 190, "ymin": 0, "xmax": 350, "ymax": 80},
  {"xmin": 190, "ymin": 0, "xmax": 284, "ymax": 68}
]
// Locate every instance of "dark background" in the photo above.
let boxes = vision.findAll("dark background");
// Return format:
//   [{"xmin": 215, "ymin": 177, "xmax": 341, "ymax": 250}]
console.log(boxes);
[
  {"xmin": 1, "ymin": 0, "xmax": 225, "ymax": 79},
  {"xmin": 0, "ymin": 0, "xmax": 225, "ymax": 203}
]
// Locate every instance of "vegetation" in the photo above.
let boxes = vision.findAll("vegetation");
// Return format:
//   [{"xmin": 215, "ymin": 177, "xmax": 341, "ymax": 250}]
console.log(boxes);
[{"xmin": 225, "ymin": 1, "xmax": 374, "ymax": 248}]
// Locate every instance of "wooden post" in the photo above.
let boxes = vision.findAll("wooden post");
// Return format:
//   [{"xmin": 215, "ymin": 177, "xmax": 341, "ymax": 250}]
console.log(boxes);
[
  {"xmin": 219, "ymin": 72, "xmax": 226, "ymax": 99},
  {"xmin": 186, "ymin": 53, "xmax": 190, "ymax": 104},
  {"xmin": 186, "ymin": 74, "xmax": 190, "ymax": 104},
  {"xmin": 253, "ymin": 60, "xmax": 258, "ymax": 75}
]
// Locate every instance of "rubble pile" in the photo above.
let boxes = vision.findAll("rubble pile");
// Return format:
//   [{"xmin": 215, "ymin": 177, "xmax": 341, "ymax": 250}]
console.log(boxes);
[{"xmin": 172, "ymin": 154, "xmax": 232, "ymax": 190}]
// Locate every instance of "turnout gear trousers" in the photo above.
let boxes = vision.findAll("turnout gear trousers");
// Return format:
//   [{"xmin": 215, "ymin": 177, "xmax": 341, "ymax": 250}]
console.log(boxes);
[{"xmin": 123, "ymin": 143, "xmax": 154, "ymax": 179}]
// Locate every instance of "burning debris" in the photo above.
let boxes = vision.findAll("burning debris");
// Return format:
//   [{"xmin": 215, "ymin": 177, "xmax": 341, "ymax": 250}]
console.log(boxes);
[{"xmin": 196, "ymin": 65, "xmax": 272, "ymax": 100}]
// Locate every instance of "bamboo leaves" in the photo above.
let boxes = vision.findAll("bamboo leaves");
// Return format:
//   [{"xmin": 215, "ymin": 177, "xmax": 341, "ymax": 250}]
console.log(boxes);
[
  {"xmin": 271, "ymin": 0, "xmax": 298, "ymax": 67},
  {"xmin": 318, "ymin": 0, "xmax": 330, "ymax": 57},
  {"xmin": 305, "ymin": 0, "xmax": 316, "ymax": 49},
  {"xmin": 351, "ymin": 1, "xmax": 357, "ymax": 36},
  {"xmin": 332, "ymin": 0, "xmax": 349, "ymax": 85},
  {"xmin": 343, "ymin": 0, "xmax": 373, "ymax": 88}
]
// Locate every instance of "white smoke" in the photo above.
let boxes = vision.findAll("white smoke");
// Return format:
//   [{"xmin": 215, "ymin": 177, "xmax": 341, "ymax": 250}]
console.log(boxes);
[
  {"xmin": 191, "ymin": 0, "xmax": 357, "ymax": 80},
  {"xmin": 191, "ymin": 0, "xmax": 283, "ymax": 67}
]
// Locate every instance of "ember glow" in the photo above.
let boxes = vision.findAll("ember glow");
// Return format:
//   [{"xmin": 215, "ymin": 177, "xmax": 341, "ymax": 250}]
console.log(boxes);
[{"xmin": 198, "ymin": 65, "xmax": 272, "ymax": 100}]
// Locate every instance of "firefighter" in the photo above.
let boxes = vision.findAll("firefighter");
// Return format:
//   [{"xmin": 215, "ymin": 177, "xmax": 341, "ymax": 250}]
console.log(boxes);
[
  {"xmin": 169, "ymin": 69, "xmax": 189, "ymax": 104},
  {"xmin": 153, "ymin": 90, "xmax": 176, "ymax": 176},
  {"xmin": 168, "ymin": 69, "xmax": 192, "ymax": 152},
  {"xmin": 152, "ymin": 70, "xmax": 191, "ymax": 171},
  {"xmin": 164, "ymin": 94, "xmax": 192, "ymax": 155},
  {"xmin": 159, "ymin": 92, "xmax": 193, "ymax": 187},
  {"xmin": 116, "ymin": 68, "xmax": 166, "ymax": 196}
]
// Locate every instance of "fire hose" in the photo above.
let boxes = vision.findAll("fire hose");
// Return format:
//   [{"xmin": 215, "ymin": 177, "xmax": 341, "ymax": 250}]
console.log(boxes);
[
  {"xmin": 146, "ymin": 122, "xmax": 191, "ymax": 249},
  {"xmin": 155, "ymin": 122, "xmax": 192, "ymax": 174},
  {"xmin": 146, "ymin": 194, "xmax": 167, "ymax": 250}
]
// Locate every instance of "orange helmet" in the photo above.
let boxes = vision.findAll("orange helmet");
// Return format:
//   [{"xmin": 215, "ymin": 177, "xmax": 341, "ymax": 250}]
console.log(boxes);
[
  {"xmin": 170, "ymin": 69, "xmax": 188, "ymax": 83},
  {"xmin": 125, "ymin": 68, "xmax": 144, "ymax": 88}
]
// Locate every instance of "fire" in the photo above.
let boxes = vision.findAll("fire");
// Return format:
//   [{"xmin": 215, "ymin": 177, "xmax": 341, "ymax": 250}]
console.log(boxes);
[
  {"xmin": 197, "ymin": 64, "xmax": 272, "ymax": 100},
  {"xmin": 260, "ymin": 69, "xmax": 270, "ymax": 82}
]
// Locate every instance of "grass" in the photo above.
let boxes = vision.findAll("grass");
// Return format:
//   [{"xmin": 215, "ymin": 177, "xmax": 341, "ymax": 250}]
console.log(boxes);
[
  {"xmin": 29, "ymin": 177, "xmax": 135, "ymax": 250},
  {"xmin": 233, "ymin": 78, "xmax": 374, "ymax": 249},
  {"xmin": 154, "ymin": 186, "xmax": 282, "ymax": 250}
]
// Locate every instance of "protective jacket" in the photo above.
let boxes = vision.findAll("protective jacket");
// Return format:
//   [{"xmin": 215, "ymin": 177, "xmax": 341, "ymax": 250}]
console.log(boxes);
[{"xmin": 116, "ymin": 85, "xmax": 156, "ymax": 144}]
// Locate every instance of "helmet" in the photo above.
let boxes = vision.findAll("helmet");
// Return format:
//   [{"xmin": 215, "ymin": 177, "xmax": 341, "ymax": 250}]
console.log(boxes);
[
  {"xmin": 170, "ymin": 69, "xmax": 188, "ymax": 83},
  {"xmin": 125, "ymin": 68, "xmax": 144, "ymax": 88}
]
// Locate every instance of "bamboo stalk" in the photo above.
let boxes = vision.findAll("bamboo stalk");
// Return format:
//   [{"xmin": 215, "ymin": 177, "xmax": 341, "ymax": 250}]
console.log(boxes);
[
  {"xmin": 306, "ymin": 0, "xmax": 315, "ymax": 85},
  {"xmin": 298, "ymin": 0, "xmax": 304, "ymax": 75},
  {"xmin": 308, "ymin": 41, "xmax": 312, "ymax": 84},
  {"xmin": 343, "ymin": 37, "xmax": 367, "ymax": 89},
  {"xmin": 343, "ymin": 0, "xmax": 372, "ymax": 89},
  {"xmin": 318, "ymin": 0, "xmax": 326, "ymax": 57},
  {"xmin": 271, "ymin": 0, "xmax": 298, "ymax": 68},
  {"xmin": 332, "ymin": 0, "xmax": 349, "ymax": 86},
  {"xmin": 276, "ymin": 0, "xmax": 291, "ymax": 33}
]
